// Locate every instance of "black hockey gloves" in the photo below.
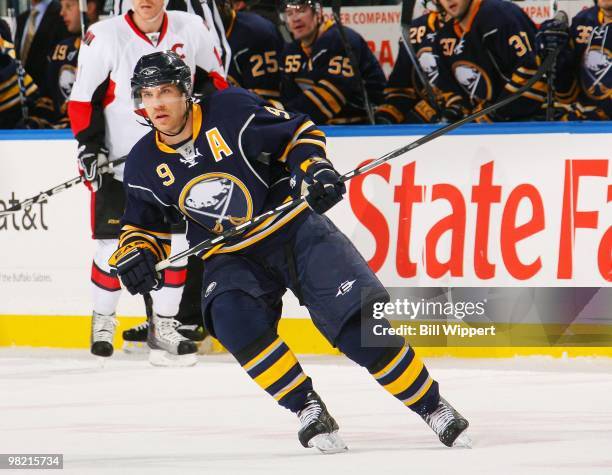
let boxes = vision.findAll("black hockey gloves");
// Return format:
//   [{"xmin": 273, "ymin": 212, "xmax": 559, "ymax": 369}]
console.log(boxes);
[
  {"xmin": 536, "ymin": 18, "xmax": 569, "ymax": 55},
  {"xmin": 111, "ymin": 245, "xmax": 164, "ymax": 295},
  {"xmin": 78, "ymin": 144, "xmax": 109, "ymax": 192},
  {"xmin": 302, "ymin": 158, "xmax": 346, "ymax": 214}
]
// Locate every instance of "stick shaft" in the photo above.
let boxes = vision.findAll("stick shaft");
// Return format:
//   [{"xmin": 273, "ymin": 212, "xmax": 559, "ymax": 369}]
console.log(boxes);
[
  {"xmin": 0, "ymin": 158, "xmax": 126, "ymax": 217},
  {"xmin": 399, "ymin": 0, "xmax": 440, "ymax": 114}
]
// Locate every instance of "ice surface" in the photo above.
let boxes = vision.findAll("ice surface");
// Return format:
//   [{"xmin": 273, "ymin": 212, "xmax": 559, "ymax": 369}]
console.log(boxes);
[{"xmin": 1, "ymin": 348, "xmax": 611, "ymax": 475}]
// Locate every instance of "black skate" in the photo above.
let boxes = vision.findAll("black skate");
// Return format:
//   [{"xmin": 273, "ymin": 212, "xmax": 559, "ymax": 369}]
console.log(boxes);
[
  {"xmin": 91, "ymin": 311, "xmax": 117, "ymax": 358},
  {"xmin": 123, "ymin": 321, "xmax": 206, "ymax": 353},
  {"xmin": 122, "ymin": 321, "xmax": 149, "ymax": 353},
  {"xmin": 174, "ymin": 324, "xmax": 206, "ymax": 342},
  {"xmin": 421, "ymin": 397, "xmax": 471, "ymax": 448},
  {"xmin": 147, "ymin": 315, "xmax": 198, "ymax": 367},
  {"xmin": 297, "ymin": 391, "xmax": 347, "ymax": 454}
]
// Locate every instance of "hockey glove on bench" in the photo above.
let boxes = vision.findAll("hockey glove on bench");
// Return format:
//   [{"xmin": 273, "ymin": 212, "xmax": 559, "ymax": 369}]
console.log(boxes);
[
  {"xmin": 536, "ymin": 18, "xmax": 569, "ymax": 54},
  {"xmin": 109, "ymin": 243, "xmax": 163, "ymax": 295},
  {"xmin": 301, "ymin": 158, "xmax": 346, "ymax": 215}
]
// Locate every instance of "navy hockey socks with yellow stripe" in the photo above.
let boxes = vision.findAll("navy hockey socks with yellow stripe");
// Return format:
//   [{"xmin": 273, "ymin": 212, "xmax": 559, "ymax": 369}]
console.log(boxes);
[
  {"xmin": 335, "ymin": 316, "xmax": 439, "ymax": 415},
  {"xmin": 210, "ymin": 290, "xmax": 312, "ymax": 413},
  {"xmin": 234, "ymin": 329, "xmax": 313, "ymax": 412},
  {"xmin": 369, "ymin": 344, "xmax": 438, "ymax": 414}
]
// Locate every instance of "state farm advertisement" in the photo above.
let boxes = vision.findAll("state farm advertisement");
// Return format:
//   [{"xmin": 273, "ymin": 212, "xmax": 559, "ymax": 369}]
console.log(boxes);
[
  {"xmin": 324, "ymin": 130, "xmax": 611, "ymax": 287},
  {"xmin": 0, "ymin": 129, "xmax": 610, "ymax": 318}
]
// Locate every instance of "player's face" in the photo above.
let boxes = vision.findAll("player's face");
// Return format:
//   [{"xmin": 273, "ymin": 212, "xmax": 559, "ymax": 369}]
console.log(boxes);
[
  {"xmin": 231, "ymin": 0, "xmax": 247, "ymax": 10},
  {"xmin": 133, "ymin": 0, "xmax": 165, "ymax": 22},
  {"xmin": 284, "ymin": 5, "xmax": 319, "ymax": 42},
  {"xmin": 438, "ymin": 0, "xmax": 472, "ymax": 20},
  {"xmin": 140, "ymin": 84, "xmax": 188, "ymax": 134},
  {"xmin": 598, "ymin": 0, "xmax": 612, "ymax": 16},
  {"xmin": 60, "ymin": 0, "xmax": 81, "ymax": 34}
]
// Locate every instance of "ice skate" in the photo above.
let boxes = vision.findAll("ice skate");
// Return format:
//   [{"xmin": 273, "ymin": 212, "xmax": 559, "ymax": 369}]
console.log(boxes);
[
  {"xmin": 297, "ymin": 391, "xmax": 348, "ymax": 454},
  {"xmin": 147, "ymin": 315, "xmax": 198, "ymax": 367},
  {"xmin": 122, "ymin": 320, "xmax": 149, "ymax": 353},
  {"xmin": 123, "ymin": 321, "xmax": 206, "ymax": 354},
  {"xmin": 421, "ymin": 397, "xmax": 471, "ymax": 448},
  {"xmin": 91, "ymin": 311, "xmax": 118, "ymax": 358}
]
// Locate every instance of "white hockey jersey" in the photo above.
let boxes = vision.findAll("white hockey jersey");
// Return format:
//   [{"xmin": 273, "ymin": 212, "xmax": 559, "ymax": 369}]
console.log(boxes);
[
  {"xmin": 113, "ymin": 0, "xmax": 232, "ymax": 73},
  {"xmin": 68, "ymin": 10, "xmax": 227, "ymax": 180}
]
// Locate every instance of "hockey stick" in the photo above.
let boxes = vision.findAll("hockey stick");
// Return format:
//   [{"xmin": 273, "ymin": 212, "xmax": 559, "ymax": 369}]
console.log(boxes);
[
  {"xmin": 399, "ymin": 0, "xmax": 442, "ymax": 116},
  {"xmin": 331, "ymin": 0, "xmax": 375, "ymax": 125},
  {"xmin": 545, "ymin": 9, "xmax": 567, "ymax": 121},
  {"xmin": 78, "ymin": 0, "xmax": 87, "ymax": 39},
  {"xmin": 0, "ymin": 157, "xmax": 127, "ymax": 217},
  {"xmin": 155, "ymin": 47, "xmax": 561, "ymax": 272},
  {"xmin": 7, "ymin": 2, "xmax": 29, "ymax": 121}
]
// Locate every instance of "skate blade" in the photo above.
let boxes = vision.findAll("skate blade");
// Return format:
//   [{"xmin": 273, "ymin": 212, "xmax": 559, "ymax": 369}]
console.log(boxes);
[
  {"xmin": 148, "ymin": 349, "xmax": 198, "ymax": 367},
  {"xmin": 122, "ymin": 341, "xmax": 148, "ymax": 354},
  {"xmin": 452, "ymin": 431, "xmax": 473, "ymax": 448},
  {"xmin": 308, "ymin": 432, "xmax": 348, "ymax": 454},
  {"xmin": 94, "ymin": 356, "xmax": 109, "ymax": 368}
]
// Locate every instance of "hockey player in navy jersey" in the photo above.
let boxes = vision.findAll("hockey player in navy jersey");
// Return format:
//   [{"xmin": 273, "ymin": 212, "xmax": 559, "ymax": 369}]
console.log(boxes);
[
  {"xmin": 109, "ymin": 50, "xmax": 471, "ymax": 452},
  {"xmin": 215, "ymin": 0, "xmax": 285, "ymax": 104},
  {"xmin": 376, "ymin": 10, "xmax": 448, "ymax": 124},
  {"xmin": 279, "ymin": 0, "xmax": 386, "ymax": 124},
  {"xmin": 0, "ymin": 35, "xmax": 38, "ymax": 128},
  {"xmin": 27, "ymin": 0, "xmax": 102, "ymax": 129},
  {"xmin": 434, "ymin": 0, "xmax": 547, "ymax": 122},
  {"xmin": 537, "ymin": 0, "xmax": 611, "ymax": 120}
]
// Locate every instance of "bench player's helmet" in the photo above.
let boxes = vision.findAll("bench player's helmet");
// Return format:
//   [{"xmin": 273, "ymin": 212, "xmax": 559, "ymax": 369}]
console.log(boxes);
[
  {"xmin": 279, "ymin": 0, "xmax": 322, "ymax": 23},
  {"xmin": 131, "ymin": 50, "xmax": 193, "ymax": 134}
]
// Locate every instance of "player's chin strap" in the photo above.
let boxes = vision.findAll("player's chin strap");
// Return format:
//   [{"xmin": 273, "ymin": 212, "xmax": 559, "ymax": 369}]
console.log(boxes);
[{"xmin": 154, "ymin": 47, "xmax": 562, "ymax": 272}]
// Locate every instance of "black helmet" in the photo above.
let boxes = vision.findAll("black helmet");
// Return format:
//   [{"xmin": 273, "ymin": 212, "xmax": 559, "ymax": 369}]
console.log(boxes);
[{"xmin": 131, "ymin": 50, "xmax": 192, "ymax": 111}]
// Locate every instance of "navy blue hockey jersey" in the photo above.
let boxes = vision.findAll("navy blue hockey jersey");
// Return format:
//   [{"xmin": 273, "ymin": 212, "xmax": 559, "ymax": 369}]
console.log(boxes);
[
  {"xmin": 118, "ymin": 88, "xmax": 328, "ymax": 259},
  {"xmin": 226, "ymin": 10, "xmax": 285, "ymax": 104},
  {"xmin": 377, "ymin": 12, "xmax": 447, "ymax": 123},
  {"xmin": 281, "ymin": 19, "xmax": 386, "ymax": 124},
  {"xmin": 434, "ymin": 0, "xmax": 546, "ymax": 121},
  {"xmin": 0, "ymin": 37, "xmax": 38, "ymax": 128},
  {"xmin": 554, "ymin": 7, "xmax": 611, "ymax": 120},
  {"xmin": 30, "ymin": 36, "xmax": 80, "ymax": 128}
]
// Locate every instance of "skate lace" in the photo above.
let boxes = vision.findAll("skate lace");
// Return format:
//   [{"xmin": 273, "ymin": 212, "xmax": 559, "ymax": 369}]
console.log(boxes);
[
  {"xmin": 93, "ymin": 314, "xmax": 118, "ymax": 343},
  {"xmin": 132, "ymin": 321, "xmax": 149, "ymax": 332},
  {"xmin": 426, "ymin": 404, "xmax": 455, "ymax": 435},
  {"xmin": 156, "ymin": 318, "xmax": 184, "ymax": 344},
  {"xmin": 298, "ymin": 399, "xmax": 322, "ymax": 428}
]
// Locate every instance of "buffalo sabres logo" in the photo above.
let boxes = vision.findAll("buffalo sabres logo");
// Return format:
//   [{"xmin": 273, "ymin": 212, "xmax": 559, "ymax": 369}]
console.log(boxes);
[
  {"xmin": 452, "ymin": 61, "xmax": 493, "ymax": 102},
  {"xmin": 415, "ymin": 47, "xmax": 439, "ymax": 88},
  {"xmin": 179, "ymin": 173, "xmax": 253, "ymax": 234},
  {"xmin": 59, "ymin": 65, "xmax": 77, "ymax": 99},
  {"xmin": 581, "ymin": 46, "xmax": 611, "ymax": 100}
]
